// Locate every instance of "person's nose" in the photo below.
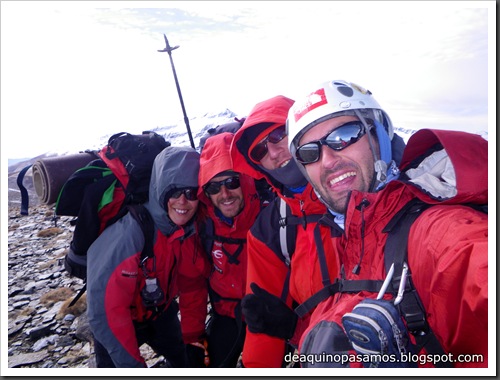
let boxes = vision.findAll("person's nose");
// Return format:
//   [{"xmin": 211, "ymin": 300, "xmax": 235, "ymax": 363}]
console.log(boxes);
[
  {"xmin": 178, "ymin": 194, "xmax": 189, "ymax": 204},
  {"xmin": 219, "ymin": 185, "xmax": 231, "ymax": 197},
  {"xmin": 320, "ymin": 145, "xmax": 341, "ymax": 169},
  {"xmin": 267, "ymin": 141, "xmax": 288, "ymax": 160}
]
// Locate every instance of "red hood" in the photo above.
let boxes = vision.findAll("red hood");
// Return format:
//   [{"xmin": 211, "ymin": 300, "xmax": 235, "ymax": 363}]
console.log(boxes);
[
  {"xmin": 400, "ymin": 129, "xmax": 488, "ymax": 206},
  {"xmin": 197, "ymin": 131, "xmax": 260, "ymax": 215},
  {"xmin": 230, "ymin": 95, "xmax": 295, "ymax": 193},
  {"xmin": 198, "ymin": 132, "xmax": 235, "ymax": 189}
]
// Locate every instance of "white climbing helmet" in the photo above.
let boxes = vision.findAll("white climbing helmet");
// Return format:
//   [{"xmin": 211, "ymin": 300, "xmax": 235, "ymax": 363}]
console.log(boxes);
[{"xmin": 287, "ymin": 80, "xmax": 394, "ymax": 155}]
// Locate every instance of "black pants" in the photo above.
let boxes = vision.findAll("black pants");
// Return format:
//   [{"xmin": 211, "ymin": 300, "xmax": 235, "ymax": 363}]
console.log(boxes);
[
  {"xmin": 94, "ymin": 301, "xmax": 188, "ymax": 368},
  {"xmin": 206, "ymin": 312, "xmax": 246, "ymax": 368}
]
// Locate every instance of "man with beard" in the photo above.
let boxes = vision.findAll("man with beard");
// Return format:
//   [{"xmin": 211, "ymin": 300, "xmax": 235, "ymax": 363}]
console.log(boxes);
[{"xmin": 193, "ymin": 132, "xmax": 262, "ymax": 367}]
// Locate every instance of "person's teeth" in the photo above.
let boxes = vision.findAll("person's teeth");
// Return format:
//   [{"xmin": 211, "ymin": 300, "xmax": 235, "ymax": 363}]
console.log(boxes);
[
  {"xmin": 330, "ymin": 172, "xmax": 355, "ymax": 185},
  {"xmin": 175, "ymin": 209, "xmax": 188, "ymax": 214},
  {"xmin": 280, "ymin": 160, "xmax": 290, "ymax": 168}
]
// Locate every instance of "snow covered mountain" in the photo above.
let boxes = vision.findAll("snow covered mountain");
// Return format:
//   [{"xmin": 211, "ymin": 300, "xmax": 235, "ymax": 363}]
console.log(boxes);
[
  {"xmin": 55, "ymin": 109, "xmax": 240, "ymax": 158},
  {"xmin": 7, "ymin": 108, "xmax": 488, "ymax": 208},
  {"xmin": 9, "ymin": 104, "xmax": 488, "ymax": 170},
  {"xmin": 7, "ymin": 109, "xmax": 239, "ymax": 206},
  {"xmin": 8, "ymin": 108, "xmax": 421, "ymax": 168}
]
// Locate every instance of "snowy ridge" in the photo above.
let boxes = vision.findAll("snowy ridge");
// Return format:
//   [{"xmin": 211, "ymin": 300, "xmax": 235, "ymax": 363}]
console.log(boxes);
[
  {"xmin": 8, "ymin": 108, "xmax": 487, "ymax": 169},
  {"xmin": 44, "ymin": 109, "xmax": 239, "ymax": 158}
]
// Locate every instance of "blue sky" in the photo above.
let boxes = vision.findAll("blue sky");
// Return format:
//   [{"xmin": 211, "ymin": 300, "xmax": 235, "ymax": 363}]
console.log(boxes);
[{"xmin": 1, "ymin": 1, "xmax": 494, "ymax": 159}]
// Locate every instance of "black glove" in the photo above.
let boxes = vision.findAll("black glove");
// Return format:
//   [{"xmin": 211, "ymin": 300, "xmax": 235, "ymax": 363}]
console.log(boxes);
[
  {"xmin": 186, "ymin": 341, "xmax": 209, "ymax": 367},
  {"xmin": 241, "ymin": 282, "xmax": 298, "ymax": 340}
]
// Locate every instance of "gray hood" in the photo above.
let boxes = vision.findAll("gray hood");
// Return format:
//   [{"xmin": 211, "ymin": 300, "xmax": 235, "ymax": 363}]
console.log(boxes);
[{"xmin": 145, "ymin": 146, "xmax": 200, "ymax": 235}]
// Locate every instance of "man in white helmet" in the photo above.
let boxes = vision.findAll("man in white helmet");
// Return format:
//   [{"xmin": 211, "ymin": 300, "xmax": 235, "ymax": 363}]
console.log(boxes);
[{"xmin": 281, "ymin": 80, "xmax": 488, "ymax": 368}]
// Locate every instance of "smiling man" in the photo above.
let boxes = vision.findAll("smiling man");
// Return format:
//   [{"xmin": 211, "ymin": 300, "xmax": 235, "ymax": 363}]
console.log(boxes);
[
  {"xmin": 285, "ymin": 79, "xmax": 488, "ymax": 368},
  {"xmin": 196, "ymin": 132, "xmax": 262, "ymax": 368}
]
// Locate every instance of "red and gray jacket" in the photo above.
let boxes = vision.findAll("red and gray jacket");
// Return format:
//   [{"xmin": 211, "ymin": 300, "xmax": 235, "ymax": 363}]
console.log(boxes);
[
  {"xmin": 198, "ymin": 133, "xmax": 262, "ymax": 319},
  {"xmin": 230, "ymin": 95, "xmax": 332, "ymax": 367},
  {"xmin": 298, "ymin": 129, "xmax": 488, "ymax": 368},
  {"xmin": 87, "ymin": 147, "xmax": 209, "ymax": 367}
]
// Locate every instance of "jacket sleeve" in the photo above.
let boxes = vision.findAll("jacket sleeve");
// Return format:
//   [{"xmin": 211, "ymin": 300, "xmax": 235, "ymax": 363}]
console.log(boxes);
[
  {"xmin": 241, "ymin": 231, "xmax": 291, "ymax": 368},
  {"xmin": 409, "ymin": 205, "xmax": 488, "ymax": 367},
  {"xmin": 87, "ymin": 217, "xmax": 146, "ymax": 367},
  {"xmin": 177, "ymin": 237, "xmax": 210, "ymax": 344}
]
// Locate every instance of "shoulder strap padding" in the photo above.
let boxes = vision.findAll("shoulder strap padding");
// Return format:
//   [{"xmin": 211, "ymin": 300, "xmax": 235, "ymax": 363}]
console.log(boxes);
[
  {"xmin": 200, "ymin": 218, "xmax": 246, "ymax": 265},
  {"xmin": 382, "ymin": 198, "xmax": 450, "ymax": 363},
  {"xmin": 126, "ymin": 204, "xmax": 155, "ymax": 263}
]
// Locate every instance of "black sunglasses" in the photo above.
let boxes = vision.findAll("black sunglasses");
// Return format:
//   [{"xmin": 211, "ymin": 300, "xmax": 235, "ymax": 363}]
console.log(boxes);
[
  {"xmin": 170, "ymin": 187, "xmax": 198, "ymax": 201},
  {"xmin": 295, "ymin": 121, "xmax": 366, "ymax": 164},
  {"xmin": 250, "ymin": 125, "xmax": 287, "ymax": 162},
  {"xmin": 203, "ymin": 176, "xmax": 241, "ymax": 195}
]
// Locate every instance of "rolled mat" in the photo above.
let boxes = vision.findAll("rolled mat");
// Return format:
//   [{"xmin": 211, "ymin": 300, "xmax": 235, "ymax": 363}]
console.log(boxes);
[{"xmin": 32, "ymin": 152, "xmax": 97, "ymax": 205}]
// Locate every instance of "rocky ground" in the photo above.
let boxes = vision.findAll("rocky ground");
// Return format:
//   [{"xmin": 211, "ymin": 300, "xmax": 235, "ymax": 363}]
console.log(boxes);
[{"xmin": 6, "ymin": 204, "xmax": 165, "ymax": 369}]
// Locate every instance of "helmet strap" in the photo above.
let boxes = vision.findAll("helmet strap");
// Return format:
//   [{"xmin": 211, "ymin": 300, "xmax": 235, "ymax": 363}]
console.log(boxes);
[
  {"xmin": 374, "ymin": 119, "xmax": 392, "ymax": 164},
  {"xmin": 354, "ymin": 110, "xmax": 387, "ymax": 189}
]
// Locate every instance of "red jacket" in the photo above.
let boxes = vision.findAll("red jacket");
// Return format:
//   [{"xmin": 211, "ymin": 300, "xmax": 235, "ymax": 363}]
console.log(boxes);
[
  {"xmin": 299, "ymin": 129, "xmax": 488, "ymax": 368},
  {"xmin": 198, "ymin": 133, "xmax": 262, "ymax": 318},
  {"xmin": 230, "ymin": 96, "xmax": 331, "ymax": 367},
  {"xmin": 87, "ymin": 147, "xmax": 209, "ymax": 367}
]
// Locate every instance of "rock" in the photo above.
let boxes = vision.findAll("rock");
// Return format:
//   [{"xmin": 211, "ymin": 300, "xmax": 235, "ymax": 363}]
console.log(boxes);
[
  {"xmin": 6, "ymin": 204, "xmax": 167, "ymax": 368},
  {"xmin": 26, "ymin": 321, "xmax": 57, "ymax": 341},
  {"xmin": 73, "ymin": 312, "xmax": 94, "ymax": 343},
  {"xmin": 57, "ymin": 335, "xmax": 75, "ymax": 347},
  {"xmin": 8, "ymin": 350, "xmax": 49, "ymax": 368}
]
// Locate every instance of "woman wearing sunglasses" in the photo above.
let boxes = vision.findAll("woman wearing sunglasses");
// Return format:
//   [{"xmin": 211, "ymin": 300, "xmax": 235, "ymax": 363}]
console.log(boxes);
[
  {"xmin": 194, "ymin": 132, "xmax": 262, "ymax": 368},
  {"xmin": 87, "ymin": 146, "xmax": 210, "ymax": 368},
  {"xmin": 284, "ymin": 80, "xmax": 488, "ymax": 368}
]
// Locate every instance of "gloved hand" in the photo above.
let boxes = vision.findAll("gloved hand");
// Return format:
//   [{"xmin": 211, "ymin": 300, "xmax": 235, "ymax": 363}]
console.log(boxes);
[
  {"xmin": 241, "ymin": 282, "xmax": 298, "ymax": 340},
  {"xmin": 186, "ymin": 340, "xmax": 209, "ymax": 367}
]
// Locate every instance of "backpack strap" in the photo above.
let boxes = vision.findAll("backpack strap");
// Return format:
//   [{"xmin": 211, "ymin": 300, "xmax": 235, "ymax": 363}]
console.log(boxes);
[
  {"xmin": 200, "ymin": 217, "xmax": 246, "ymax": 265},
  {"xmin": 295, "ymin": 215, "xmax": 383, "ymax": 318},
  {"xmin": 277, "ymin": 198, "xmax": 325, "ymax": 301},
  {"xmin": 126, "ymin": 204, "xmax": 155, "ymax": 263},
  {"xmin": 382, "ymin": 198, "xmax": 451, "ymax": 366},
  {"xmin": 279, "ymin": 198, "xmax": 292, "ymax": 266},
  {"xmin": 200, "ymin": 218, "xmax": 214, "ymax": 264},
  {"xmin": 277, "ymin": 197, "xmax": 324, "ymax": 269},
  {"xmin": 17, "ymin": 164, "xmax": 33, "ymax": 216}
]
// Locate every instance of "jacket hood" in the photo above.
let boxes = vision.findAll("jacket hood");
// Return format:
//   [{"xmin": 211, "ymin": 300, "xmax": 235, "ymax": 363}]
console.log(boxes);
[
  {"xmin": 197, "ymin": 131, "xmax": 260, "ymax": 219},
  {"xmin": 231, "ymin": 95, "xmax": 295, "ymax": 193},
  {"xmin": 198, "ymin": 132, "xmax": 235, "ymax": 188},
  {"xmin": 400, "ymin": 129, "xmax": 487, "ymax": 205},
  {"xmin": 146, "ymin": 146, "xmax": 200, "ymax": 235}
]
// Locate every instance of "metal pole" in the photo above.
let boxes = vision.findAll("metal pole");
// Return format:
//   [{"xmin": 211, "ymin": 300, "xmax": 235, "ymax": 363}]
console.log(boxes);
[{"xmin": 158, "ymin": 34, "xmax": 196, "ymax": 149}]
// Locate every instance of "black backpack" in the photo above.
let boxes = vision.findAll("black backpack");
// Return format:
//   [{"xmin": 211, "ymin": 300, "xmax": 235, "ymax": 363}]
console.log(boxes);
[
  {"xmin": 55, "ymin": 131, "xmax": 170, "ymax": 280},
  {"xmin": 199, "ymin": 117, "xmax": 246, "ymax": 151}
]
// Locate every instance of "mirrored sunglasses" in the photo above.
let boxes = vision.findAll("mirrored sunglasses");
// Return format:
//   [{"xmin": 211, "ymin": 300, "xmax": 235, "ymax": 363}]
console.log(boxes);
[
  {"xmin": 250, "ymin": 125, "xmax": 287, "ymax": 162},
  {"xmin": 203, "ymin": 176, "xmax": 241, "ymax": 195},
  {"xmin": 295, "ymin": 121, "xmax": 366, "ymax": 164},
  {"xmin": 170, "ymin": 187, "xmax": 198, "ymax": 201}
]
